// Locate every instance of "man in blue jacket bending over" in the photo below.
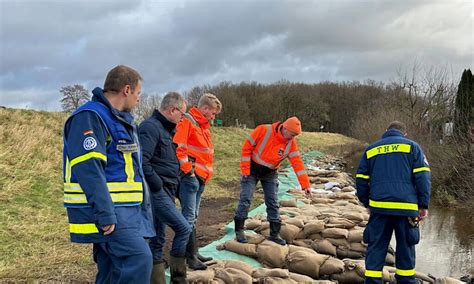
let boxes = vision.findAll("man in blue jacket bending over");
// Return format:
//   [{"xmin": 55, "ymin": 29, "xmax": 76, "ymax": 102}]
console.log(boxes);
[
  {"xmin": 356, "ymin": 121, "xmax": 431, "ymax": 284},
  {"xmin": 63, "ymin": 65, "xmax": 155, "ymax": 283}
]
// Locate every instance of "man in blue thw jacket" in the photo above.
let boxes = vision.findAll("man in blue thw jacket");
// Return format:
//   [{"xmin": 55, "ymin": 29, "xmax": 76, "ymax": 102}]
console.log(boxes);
[
  {"xmin": 356, "ymin": 121, "xmax": 431, "ymax": 284},
  {"xmin": 63, "ymin": 65, "xmax": 155, "ymax": 283}
]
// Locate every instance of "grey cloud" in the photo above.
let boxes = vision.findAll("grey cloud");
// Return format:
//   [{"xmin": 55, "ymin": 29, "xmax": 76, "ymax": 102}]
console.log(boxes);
[{"xmin": 0, "ymin": 0, "xmax": 472, "ymax": 110}]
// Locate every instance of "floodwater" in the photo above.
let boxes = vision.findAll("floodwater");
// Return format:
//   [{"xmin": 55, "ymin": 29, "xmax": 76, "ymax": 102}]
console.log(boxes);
[{"xmin": 415, "ymin": 206, "xmax": 474, "ymax": 278}]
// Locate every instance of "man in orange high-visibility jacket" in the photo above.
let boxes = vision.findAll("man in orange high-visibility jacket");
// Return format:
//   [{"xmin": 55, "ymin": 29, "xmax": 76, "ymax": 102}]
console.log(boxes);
[
  {"xmin": 173, "ymin": 93, "xmax": 222, "ymax": 270},
  {"xmin": 234, "ymin": 116, "xmax": 312, "ymax": 245}
]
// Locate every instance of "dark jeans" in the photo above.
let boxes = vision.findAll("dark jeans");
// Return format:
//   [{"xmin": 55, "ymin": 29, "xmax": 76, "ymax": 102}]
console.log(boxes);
[
  {"xmin": 179, "ymin": 175, "xmax": 205, "ymax": 228},
  {"xmin": 149, "ymin": 185, "xmax": 191, "ymax": 262},
  {"xmin": 234, "ymin": 173, "xmax": 280, "ymax": 222}
]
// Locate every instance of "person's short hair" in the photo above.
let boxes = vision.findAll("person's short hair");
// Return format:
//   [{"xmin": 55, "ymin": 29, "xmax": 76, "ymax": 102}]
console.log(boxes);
[
  {"xmin": 198, "ymin": 93, "xmax": 222, "ymax": 112},
  {"xmin": 160, "ymin": 91, "xmax": 186, "ymax": 111},
  {"xmin": 104, "ymin": 65, "xmax": 143, "ymax": 93},
  {"xmin": 387, "ymin": 121, "xmax": 407, "ymax": 133}
]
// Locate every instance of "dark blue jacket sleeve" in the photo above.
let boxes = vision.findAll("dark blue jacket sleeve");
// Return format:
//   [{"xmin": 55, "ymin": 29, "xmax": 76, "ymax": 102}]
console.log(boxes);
[
  {"xmin": 65, "ymin": 111, "xmax": 117, "ymax": 226},
  {"xmin": 355, "ymin": 151, "xmax": 370, "ymax": 207},
  {"xmin": 412, "ymin": 144, "xmax": 431, "ymax": 209},
  {"xmin": 138, "ymin": 120, "xmax": 163, "ymax": 192}
]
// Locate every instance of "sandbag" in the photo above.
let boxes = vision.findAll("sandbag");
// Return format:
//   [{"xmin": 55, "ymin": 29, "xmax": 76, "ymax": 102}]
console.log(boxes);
[
  {"xmin": 214, "ymin": 267, "xmax": 253, "ymax": 284},
  {"xmin": 257, "ymin": 240, "xmax": 290, "ymax": 268},
  {"xmin": 308, "ymin": 233, "xmax": 323, "ymax": 240},
  {"xmin": 246, "ymin": 233, "xmax": 266, "ymax": 244},
  {"xmin": 385, "ymin": 251, "xmax": 395, "ymax": 265},
  {"xmin": 336, "ymin": 248, "xmax": 364, "ymax": 259},
  {"xmin": 311, "ymin": 239, "xmax": 337, "ymax": 256},
  {"xmin": 332, "ymin": 200, "xmax": 349, "ymax": 206},
  {"xmin": 319, "ymin": 257, "xmax": 345, "ymax": 275},
  {"xmin": 342, "ymin": 186, "xmax": 355, "ymax": 192},
  {"xmin": 331, "ymin": 269, "xmax": 365, "ymax": 283},
  {"xmin": 223, "ymin": 240, "xmax": 258, "ymax": 257},
  {"xmin": 280, "ymin": 199, "xmax": 298, "ymax": 207},
  {"xmin": 289, "ymin": 272, "xmax": 325, "ymax": 283},
  {"xmin": 349, "ymin": 242, "xmax": 366, "ymax": 253},
  {"xmin": 287, "ymin": 250, "xmax": 329, "ymax": 279},
  {"xmin": 347, "ymin": 228, "xmax": 364, "ymax": 242},
  {"xmin": 326, "ymin": 237, "xmax": 350, "ymax": 248},
  {"xmin": 223, "ymin": 260, "xmax": 254, "ymax": 276},
  {"xmin": 322, "ymin": 228, "xmax": 349, "ymax": 239},
  {"xmin": 253, "ymin": 268, "xmax": 290, "ymax": 278},
  {"xmin": 245, "ymin": 218, "xmax": 262, "ymax": 230},
  {"xmin": 311, "ymin": 197, "xmax": 333, "ymax": 204},
  {"xmin": 261, "ymin": 277, "xmax": 297, "ymax": 284},
  {"xmin": 187, "ymin": 269, "xmax": 215, "ymax": 283},
  {"xmin": 292, "ymin": 239, "xmax": 313, "ymax": 249},
  {"xmin": 283, "ymin": 217, "xmax": 305, "ymax": 228},
  {"xmin": 255, "ymin": 222, "xmax": 270, "ymax": 232},
  {"xmin": 280, "ymin": 223, "xmax": 301, "ymax": 244},
  {"xmin": 289, "ymin": 244, "xmax": 319, "ymax": 255},
  {"xmin": 434, "ymin": 277, "xmax": 465, "ymax": 284},
  {"xmin": 303, "ymin": 220, "xmax": 325, "ymax": 235},
  {"xmin": 327, "ymin": 217, "xmax": 356, "ymax": 229},
  {"xmin": 342, "ymin": 212, "xmax": 365, "ymax": 223}
]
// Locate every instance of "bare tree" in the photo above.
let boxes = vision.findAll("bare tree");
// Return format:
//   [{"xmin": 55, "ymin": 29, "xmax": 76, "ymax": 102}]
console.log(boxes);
[
  {"xmin": 132, "ymin": 93, "xmax": 162, "ymax": 123},
  {"xmin": 395, "ymin": 62, "xmax": 456, "ymax": 135},
  {"xmin": 60, "ymin": 84, "xmax": 90, "ymax": 112}
]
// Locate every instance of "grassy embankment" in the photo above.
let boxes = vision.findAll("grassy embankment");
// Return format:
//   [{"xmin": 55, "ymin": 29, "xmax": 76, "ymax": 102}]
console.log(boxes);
[{"xmin": 0, "ymin": 108, "xmax": 362, "ymax": 281}]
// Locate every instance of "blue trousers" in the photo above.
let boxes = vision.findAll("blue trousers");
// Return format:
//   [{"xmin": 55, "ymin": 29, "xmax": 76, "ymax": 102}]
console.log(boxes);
[
  {"xmin": 93, "ymin": 236, "xmax": 152, "ymax": 284},
  {"xmin": 364, "ymin": 213, "xmax": 419, "ymax": 284},
  {"xmin": 234, "ymin": 174, "xmax": 280, "ymax": 222},
  {"xmin": 179, "ymin": 175, "xmax": 205, "ymax": 228},
  {"xmin": 149, "ymin": 186, "xmax": 191, "ymax": 263}
]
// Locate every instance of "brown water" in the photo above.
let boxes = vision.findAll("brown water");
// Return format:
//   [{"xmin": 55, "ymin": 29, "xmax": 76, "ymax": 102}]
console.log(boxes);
[{"xmin": 415, "ymin": 206, "xmax": 474, "ymax": 278}]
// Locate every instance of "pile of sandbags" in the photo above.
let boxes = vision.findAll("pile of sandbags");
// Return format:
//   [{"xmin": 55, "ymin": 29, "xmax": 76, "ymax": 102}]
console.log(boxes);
[
  {"xmin": 213, "ymin": 156, "xmax": 466, "ymax": 283},
  {"xmin": 187, "ymin": 259, "xmax": 337, "ymax": 283}
]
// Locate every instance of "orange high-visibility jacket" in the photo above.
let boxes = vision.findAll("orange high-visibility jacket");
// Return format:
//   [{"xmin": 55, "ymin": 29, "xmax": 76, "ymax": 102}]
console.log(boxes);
[
  {"xmin": 241, "ymin": 122, "xmax": 310, "ymax": 189},
  {"xmin": 174, "ymin": 106, "xmax": 214, "ymax": 184}
]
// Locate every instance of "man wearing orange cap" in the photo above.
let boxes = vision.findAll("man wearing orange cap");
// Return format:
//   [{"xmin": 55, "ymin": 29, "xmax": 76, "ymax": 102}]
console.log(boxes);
[{"xmin": 234, "ymin": 116, "xmax": 311, "ymax": 245}]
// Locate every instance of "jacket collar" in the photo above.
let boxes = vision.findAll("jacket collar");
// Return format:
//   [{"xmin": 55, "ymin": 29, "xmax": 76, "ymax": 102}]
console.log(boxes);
[
  {"xmin": 152, "ymin": 109, "xmax": 176, "ymax": 133},
  {"xmin": 272, "ymin": 121, "xmax": 289, "ymax": 143},
  {"xmin": 382, "ymin": 128, "xmax": 405, "ymax": 139},
  {"xmin": 92, "ymin": 87, "xmax": 134, "ymax": 125},
  {"xmin": 189, "ymin": 106, "xmax": 210, "ymax": 129}
]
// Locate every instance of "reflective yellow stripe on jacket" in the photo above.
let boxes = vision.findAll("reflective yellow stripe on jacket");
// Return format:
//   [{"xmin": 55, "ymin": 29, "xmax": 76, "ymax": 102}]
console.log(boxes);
[
  {"xmin": 64, "ymin": 182, "xmax": 143, "ymax": 205},
  {"xmin": 369, "ymin": 199, "xmax": 418, "ymax": 211},
  {"xmin": 366, "ymin": 143, "xmax": 411, "ymax": 159}
]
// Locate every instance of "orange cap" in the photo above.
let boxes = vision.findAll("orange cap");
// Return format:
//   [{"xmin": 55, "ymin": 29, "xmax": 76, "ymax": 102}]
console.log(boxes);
[{"xmin": 283, "ymin": 116, "xmax": 302, "ymax": 135}]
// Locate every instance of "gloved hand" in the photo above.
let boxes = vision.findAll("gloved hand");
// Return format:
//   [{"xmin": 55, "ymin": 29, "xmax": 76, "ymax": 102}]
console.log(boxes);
[{"xmin": 303, "ymin": 187, "xmax": 312, "ymax": 198}]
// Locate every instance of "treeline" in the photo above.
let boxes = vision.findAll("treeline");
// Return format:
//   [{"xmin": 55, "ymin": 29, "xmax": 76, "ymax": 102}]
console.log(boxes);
[{"xmin": 181, "ymin": 66, "xmax": 473, "ymax": 205}]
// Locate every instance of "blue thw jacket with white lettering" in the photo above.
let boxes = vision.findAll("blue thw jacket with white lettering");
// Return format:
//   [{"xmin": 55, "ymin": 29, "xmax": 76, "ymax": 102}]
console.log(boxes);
[
  {"xmin": 355, "ymin": 129, "xmax": 431, "ymax": 217},
  {"xmin": 63, "ymin": 87, "xmax": 155, "ymax": 243}
]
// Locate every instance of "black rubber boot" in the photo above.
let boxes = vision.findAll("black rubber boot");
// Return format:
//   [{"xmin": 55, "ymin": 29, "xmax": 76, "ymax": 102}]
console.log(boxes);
[
  {"xmin": 234, "ymin": 218, "xmax": 248, "ymax": 243},
  {"xmin": 169, "ymin": 256, "xmax": 187, "ymax": 284},
  {"xmin": 150, "ymin": 261, "xmax": 166, "ymax": 284},
  {"xmin": 197, "ymin": 252, "xmax": 213, "ymax": 262},
  {"xmin": 268, "ymin": 221, "xmax": 286, "ymax": 245},
  {"xmin": 186, "ymin": 229, "xmax": 207, "ymax": 270}
]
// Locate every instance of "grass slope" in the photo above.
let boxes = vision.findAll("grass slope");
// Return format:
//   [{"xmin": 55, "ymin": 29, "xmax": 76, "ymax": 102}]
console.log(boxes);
[{"xmin": 0, "ymin": 108, "xmax": 362, "ymax": 281}]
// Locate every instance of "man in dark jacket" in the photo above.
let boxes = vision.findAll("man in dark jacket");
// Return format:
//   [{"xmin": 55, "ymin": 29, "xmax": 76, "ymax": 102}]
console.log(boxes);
[
  {"xmin": 356, "ymin": 121, "xmax": 431, "ymax": 284},
  {"xmin": 63, "ymin": 65, "xmax": 154, "ymax": 283},
  {"xmin": 139, "ymin": 92, "xmax": 191, "ymax": 284}
]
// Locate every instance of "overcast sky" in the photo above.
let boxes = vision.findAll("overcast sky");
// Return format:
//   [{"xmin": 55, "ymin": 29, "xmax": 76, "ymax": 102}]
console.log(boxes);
[{"xmin": 0, "ymin": 0, "xmax": 472, "ymax": 110}]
